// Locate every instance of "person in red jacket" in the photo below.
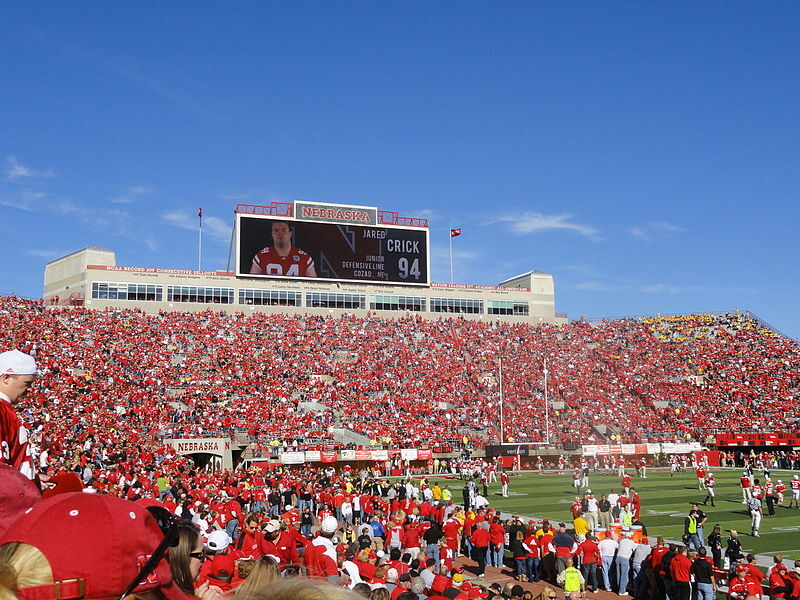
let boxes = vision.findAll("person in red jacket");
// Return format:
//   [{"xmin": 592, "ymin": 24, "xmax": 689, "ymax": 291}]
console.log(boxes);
[
  {"xmin": 231, "ymin": 515, "xmax": 264, "ymax": 559},
  {"xmin": 769, "ymin": 564, "xmax": 792, "ymax": 599},
  {"xmin": 729, "ymin": 565, "xmax": 761, "ymax": 599},
  {"xmin": 259, "ymin": 519, "xmax": 299, "ymax": 565},
  {"xmin": 470, "ymin": 522, "xmax": 490, "ymax": 577},
  {"xmin": 670, "ymin": 546, "xmax": 692, "ymax": 600},
  {"xmin": 488, "ymin": 517, "xmax": 506, "ymax": 568}
]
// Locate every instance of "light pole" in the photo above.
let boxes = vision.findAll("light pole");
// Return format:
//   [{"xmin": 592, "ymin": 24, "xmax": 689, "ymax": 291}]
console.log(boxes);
[
  {"xmin": 544, "ymin": 358, "xmax": 550, "ymax": 445},
  {"xmin": 499, "ymin": 357, "xmax": 504, "ymax": 444}
]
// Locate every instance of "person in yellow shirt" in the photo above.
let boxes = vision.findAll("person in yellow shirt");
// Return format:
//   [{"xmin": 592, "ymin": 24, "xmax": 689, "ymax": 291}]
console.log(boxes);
[
  {"xmin": 573, "ymin": 512, "xmax": 591, "ymax": 537},
  {"xmin": 432, "ymin": 483, "xmax": 442, "ymax": 501}
]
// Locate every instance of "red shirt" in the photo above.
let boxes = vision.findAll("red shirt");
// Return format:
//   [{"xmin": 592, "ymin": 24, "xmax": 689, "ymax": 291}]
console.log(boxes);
[
  {"xmin": 250, "ymin": 246, "xmax": 314, "ymax": 277},
  {"xmin": 575, "ymin": 540, "xmax": 600, "ymax": 565},
  {"xmin": 0, "ymin": 397, "xmax": 35, "ymax": 479},
  {"xmin": 489, "ymin": 523, "xmax": 506, "ymax": 545},
  {"xmin": 670, "ymin": 554, "xmax": 692, "ymax": 583},
  {"xmin": 471, "ymin": 528, "xmax": 490, "ymax": 547}
]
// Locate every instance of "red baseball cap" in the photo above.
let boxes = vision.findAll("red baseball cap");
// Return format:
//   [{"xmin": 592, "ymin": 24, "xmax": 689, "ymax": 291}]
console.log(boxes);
[
  {"xmin": 0, "ymin": 464, "xmax": 41, "ymax": 537},
  {"xmin": 0, "ymin": 492, "xmax": 186, "ymax": 600},
  {"xmin": 41, "ymin": 472, "xmax": 85, "ymax": 499}
]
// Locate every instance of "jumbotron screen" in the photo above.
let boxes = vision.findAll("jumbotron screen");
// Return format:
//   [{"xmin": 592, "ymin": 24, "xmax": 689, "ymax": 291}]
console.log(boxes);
[{"xmin": 236, "ymin": 214, "xmax": 430, "ymax": 286}]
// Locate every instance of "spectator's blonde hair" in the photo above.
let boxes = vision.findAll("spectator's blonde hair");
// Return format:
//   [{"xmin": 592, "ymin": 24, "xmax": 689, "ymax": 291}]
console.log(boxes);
[
  {"xmin": 235, "ymin": 579, "xmax": 361, "ymax": 600},
  {"xmin": 0, "ymin": 543, "xmax": 53, "ymax": 600},
  {"xmin": 234, "ymin": 556, "xmax": 279, "ymax": 600}
]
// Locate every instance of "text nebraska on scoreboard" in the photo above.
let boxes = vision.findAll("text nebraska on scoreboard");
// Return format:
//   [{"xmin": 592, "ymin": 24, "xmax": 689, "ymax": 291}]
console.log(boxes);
[{"xmin": 236, "ymin": 213, "xmax": 430, "ymax": 286}]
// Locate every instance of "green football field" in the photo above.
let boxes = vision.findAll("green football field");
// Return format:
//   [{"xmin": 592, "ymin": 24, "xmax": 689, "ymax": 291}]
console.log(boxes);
[{"xmin": 440, "ymin": 468, "xmax": 800, "ymax": 560}]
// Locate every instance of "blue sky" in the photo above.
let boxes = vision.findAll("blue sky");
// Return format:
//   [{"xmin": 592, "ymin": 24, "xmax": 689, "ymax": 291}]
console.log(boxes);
[{"xmin": 2, "ymin": 3, "xmax": 798, "ymax": 337}]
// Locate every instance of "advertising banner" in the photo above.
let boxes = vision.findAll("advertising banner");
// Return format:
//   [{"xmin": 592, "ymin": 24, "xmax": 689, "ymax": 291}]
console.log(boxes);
[
  {"xmin": 339, "ymin": 449, "xmax": 356, "ymax": 461},
  {"xmin": 355, "ymin": 450, "xmax": 372, "ymax": 460},
  {"xmin": 371, "ymin": 450, "xmax": 389, "ymax": 461},
  {"xmin": 417, "ymin": 449, "xmax": 432, "ymax": 460},
  {"xmin": 281, "ymin": 451, "xmax": 305, "ymax": 465},
  {"xmin": 321, "ymin": 450, "xmax": 338, "ymax": 463},
  {"xmin": 400, "ymin": 449, "xmax": 418, "ymax": 461},
  {"xmin": 304, "ymin": 451, "xmax": 321, "ymax": 462}
]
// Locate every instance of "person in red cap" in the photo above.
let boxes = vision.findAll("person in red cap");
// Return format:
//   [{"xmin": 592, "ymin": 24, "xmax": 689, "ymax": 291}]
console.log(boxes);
[
  {"xmin": 729, "ymin": 565, "xmax": 760, "ymax": 599},
  {"xmin": 0, "ymin": 463, "xmax": 40, "ymax": 537},
  {"xmin": 0, "ymin": 492, "xmax": 186, "ymax": 600}
]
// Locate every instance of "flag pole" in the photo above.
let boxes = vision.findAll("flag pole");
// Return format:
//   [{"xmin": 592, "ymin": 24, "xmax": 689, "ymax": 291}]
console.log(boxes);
[
  {"xmin": 198, "ymin": 208, "xmax": 203, "ymax": 271},
  {"xmin": 449, "ymin": 227, "xmax": 453, "ymax": 284}
]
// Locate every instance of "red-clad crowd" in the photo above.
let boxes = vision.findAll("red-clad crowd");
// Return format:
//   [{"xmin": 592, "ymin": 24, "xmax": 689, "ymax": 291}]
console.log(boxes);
[{"xmin": 2, "ymin": 297, "xmax": 800, "ymax": 474}]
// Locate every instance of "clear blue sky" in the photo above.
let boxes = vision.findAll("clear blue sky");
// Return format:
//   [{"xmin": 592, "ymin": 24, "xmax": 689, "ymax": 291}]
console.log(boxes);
[{"xmin": 2, "ymin": 3, "xmax": 798, "ymax": 337}]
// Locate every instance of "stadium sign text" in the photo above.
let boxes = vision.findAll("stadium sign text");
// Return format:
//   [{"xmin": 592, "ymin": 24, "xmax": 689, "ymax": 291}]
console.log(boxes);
[
  {"xmin": 295, "ymin": 201, "xmax": 377, "ymax": 226},
  {"xmin": 167, "ymin": 438, "xmax": 231, "ymax": 455}
]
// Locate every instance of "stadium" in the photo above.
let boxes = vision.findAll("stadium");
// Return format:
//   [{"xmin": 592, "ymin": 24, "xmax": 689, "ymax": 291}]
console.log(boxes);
[
  {"xmin": 3, "ymin": 197, "xmax": 800, "ymax": 600},
  {"xmin": 3, "ymin": 5, "xmax": 799, "ymax": 599}
]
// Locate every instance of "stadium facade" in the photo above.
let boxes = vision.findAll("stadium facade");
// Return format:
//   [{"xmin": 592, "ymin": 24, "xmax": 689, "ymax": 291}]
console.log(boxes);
[{"xmin": 43, "ymin": 201, "xmax": 566, "ymax": 324}]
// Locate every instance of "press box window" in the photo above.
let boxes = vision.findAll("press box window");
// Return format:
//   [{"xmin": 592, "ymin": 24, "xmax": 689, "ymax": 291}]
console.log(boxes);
[
  {"xmin": 239, "ymin": 289, "xmax": 301, "ymax": 306},
  {"xmin": 306, "ymin": 292, "xmax": 365, "ymax": 309},
  {"xmin": 429, "ymin": 297, "xmax": 483, "ymax": 314},
  {"xmin": 369, "ymin": 295, "xmax": 425, "ymax": 312},
  {"xmin": 167, "ymin": 286, "xmax": 234, "ymax": 304}
]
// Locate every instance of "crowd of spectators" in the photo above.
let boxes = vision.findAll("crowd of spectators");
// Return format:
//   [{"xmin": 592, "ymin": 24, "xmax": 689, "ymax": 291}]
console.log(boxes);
[{"xmin": 2, "ymin": 297, "xmax": 798, "ymax": 464}]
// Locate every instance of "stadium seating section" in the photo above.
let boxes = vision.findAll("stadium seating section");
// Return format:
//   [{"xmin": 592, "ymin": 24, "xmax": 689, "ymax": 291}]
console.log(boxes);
[{"xmin": 2, "ymin": 296, "xmax": 798, "ymax": 467}]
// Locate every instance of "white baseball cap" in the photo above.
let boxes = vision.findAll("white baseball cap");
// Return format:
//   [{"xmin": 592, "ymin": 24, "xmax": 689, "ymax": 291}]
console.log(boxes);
[
  {"xmin": 205, "ymin": 529, "xmax": 231, "ymax": 551},
  {"xmin": 264, "ymin": 519, "xmax": 281, "ymax": 533},
  {"xmin": 0, "ymin": 350, "xmax": 37, "ymax": 375},
  {"xmin": 321, "ymin": 516, "xmax": 338, "ymax": 533}
]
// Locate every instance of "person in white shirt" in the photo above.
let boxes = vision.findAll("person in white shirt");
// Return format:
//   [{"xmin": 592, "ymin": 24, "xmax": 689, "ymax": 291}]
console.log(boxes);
[
  {"xmin": 608, "ymin": 490, "xmax": 621, "ymax": 520},
  {"xmin": 598, "ymin": 536, "xmax": 619, "ymax": 591},
  {"xmin": 616, "ymin": 531, "xmax": 637, "ymax": 595}
]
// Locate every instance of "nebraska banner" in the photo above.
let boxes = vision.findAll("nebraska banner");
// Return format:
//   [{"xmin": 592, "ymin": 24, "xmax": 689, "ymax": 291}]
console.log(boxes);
[
  {"xmin": 417, "ymin": 449, "xmax": 432, "ymax": 460},
  {"xmin": 321, "ymin": 450, "xmax": 338, "ymax": 463},
  {"xmin": 355, "ymin": 450, "xmax": 372, "ymax": 460},
  {"xmin": 304, "ymin": 451, "xmax": 321, "ymax": 462},
  {"xmin": 371, "ymin": 450, "xmax": 389, "ymax": 461}
]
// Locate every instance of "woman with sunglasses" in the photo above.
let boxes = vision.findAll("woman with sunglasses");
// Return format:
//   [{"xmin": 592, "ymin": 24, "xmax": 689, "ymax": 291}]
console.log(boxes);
[{"xmin": 168, "ymin": 523, "xmax": 207, "ymax": 599}]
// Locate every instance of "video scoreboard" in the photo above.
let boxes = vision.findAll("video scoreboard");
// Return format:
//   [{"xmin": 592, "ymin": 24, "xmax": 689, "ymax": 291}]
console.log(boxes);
[{"xmin": 236, "ymin": 201, "xmax": 430, "ymax": 286}]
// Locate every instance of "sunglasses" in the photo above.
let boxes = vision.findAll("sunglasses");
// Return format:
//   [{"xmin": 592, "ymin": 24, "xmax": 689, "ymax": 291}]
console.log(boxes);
[
  {"xmin": 190, "ymin": 552, "xmax": 206, "ymax": 562},
  {"xmin": 117, "ymin": 506, "xmax": 178, "ymax": 600}
]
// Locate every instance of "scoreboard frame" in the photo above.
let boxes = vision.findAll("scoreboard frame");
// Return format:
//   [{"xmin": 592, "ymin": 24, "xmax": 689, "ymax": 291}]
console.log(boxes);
[{"xmin": 235, "ymin": 202, "xmax": 431, "ymax": 287}]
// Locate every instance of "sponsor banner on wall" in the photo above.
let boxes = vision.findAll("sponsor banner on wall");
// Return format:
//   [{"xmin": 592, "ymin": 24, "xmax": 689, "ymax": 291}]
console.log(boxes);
[
  {"xmin": 281, "ymin": 451, "xmax": 305, "ymax": 465},
  {"xmin": 582, "ymin": 445, "xmax": 597, "ymax": 456},
  {"xmin": 647, "ymin": 443, "xmax": 661, "ymax": 454},
  {"xmin": 400, "ymin": 449, "xmax": 418, "ymax": 461},
  {"xmin": 371, "ymin": 450, "xmax": 389, "ymax": 461},
  {"xmin": 355, "ymin": 450, "xmax": 372, "ymax": 460},
  {"xmin": 608, "ymin": 444, "xmax": 622, "ymax": 455},
  {"xmin": 621, "ymin": 444, "xmax": 637, "ymax": 455},
  {"xmin": 321, "ymin": 450, "xmax": 338, "ymax": 463},
  {"xmin": 417, "ymin": 449, "xmax": 432, "ymax": 460},
  {"xmin": 339, "ymin": 450, "xmax": 356, "ymax": 461},
  {"xmin": 304, "ymin": 451, "xmax": 321, "ymax": 462}
]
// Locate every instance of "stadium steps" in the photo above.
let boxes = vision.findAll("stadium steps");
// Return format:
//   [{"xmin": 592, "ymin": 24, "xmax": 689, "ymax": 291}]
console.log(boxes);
[
  {"xmin": 297, "ymin": 401, "xmax": 340, "ymax": 417},
  {"xmin": 329, "ymin": 426, "xmax": 373, "ymax": 447},
  {"xmin": 592, "ymin": 424, "xmax": 618, "ymax": 441}
]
